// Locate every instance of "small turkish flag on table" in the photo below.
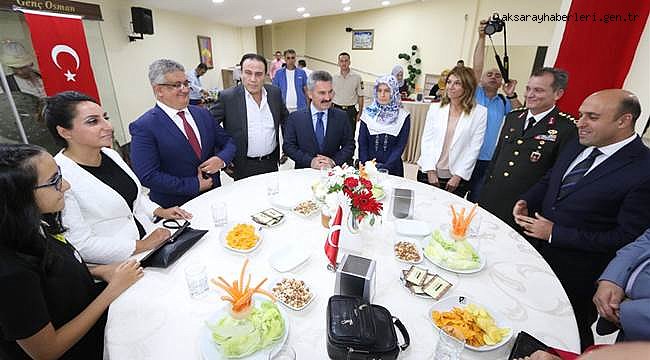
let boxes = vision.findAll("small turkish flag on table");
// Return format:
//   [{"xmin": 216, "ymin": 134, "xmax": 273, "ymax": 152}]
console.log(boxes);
[
  {"xmin": 324, "ymin": 206, "xmax": 343, "ymax": 269},
  {"xmin": 23, "ymin": 10, "xmax": 100, "ymax": 101}
]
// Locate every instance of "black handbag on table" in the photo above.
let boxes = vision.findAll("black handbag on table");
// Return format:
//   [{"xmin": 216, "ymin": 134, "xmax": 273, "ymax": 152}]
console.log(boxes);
[
  {"xmin": 141, "ymin": 220, "xmax": 207, "ymax": 268},
  {"xmin": 326, "ymin": 295, "xmax": 410, "ymax": 360},
  {"xmin": 507, "ymin": 331, "xmax": 550, "ymax": 360}
]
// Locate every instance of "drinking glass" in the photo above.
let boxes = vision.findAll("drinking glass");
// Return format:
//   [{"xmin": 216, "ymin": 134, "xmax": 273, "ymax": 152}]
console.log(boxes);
[
  {"xmin": 267, "ymin": 173, "xmax": 280, "ymax": 196},
  {"xmin": 377, "ymin": 168, "xmax": 389, "ymax": 186},
  {"xmin": 211, "ymin": 202, "xmax": 227, "ymax": 227},
  {"xmin": 185, "ymin": 263, "xmax": 209, "ymax": 298},
  {"xmin": 268, "ymin": 344, "xmax": 296, "ymax": 360},
  {"xmin": 433, "ymin": 328, "xmax": 464, "ymax": 360},
  {"xmin": 468, "ymin": 209, "xmax": 483, "ymax": 238}
]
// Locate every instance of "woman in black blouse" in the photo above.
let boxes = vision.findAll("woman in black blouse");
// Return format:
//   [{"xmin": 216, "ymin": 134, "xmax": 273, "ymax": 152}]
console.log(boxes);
[
  {"xmin": 43, "ymin": 91, "xmax": 192, "ymax": 264},
  {"xmin": 0, "ymin": 143, "xmax": 142, "ymax": 359}
]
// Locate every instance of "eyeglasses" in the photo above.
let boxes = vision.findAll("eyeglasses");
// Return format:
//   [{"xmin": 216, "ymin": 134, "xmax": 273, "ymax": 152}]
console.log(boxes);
[
  {"xmin": 286, "ymin": 56, "xmax": 296, "ymax": 60},
  {"xmin": 34, "ymin": 166, "xmax": 63, "ymax": 192},
  {"xmin": 159, "ymin": 80, "xmax": 192, "ymax": 90}
]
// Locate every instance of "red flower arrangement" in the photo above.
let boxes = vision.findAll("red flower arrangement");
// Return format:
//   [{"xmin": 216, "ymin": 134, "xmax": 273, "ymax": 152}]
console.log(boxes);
[{"xmin": 342, "ymin": 175, "xmax": 383, "ymax": 225}]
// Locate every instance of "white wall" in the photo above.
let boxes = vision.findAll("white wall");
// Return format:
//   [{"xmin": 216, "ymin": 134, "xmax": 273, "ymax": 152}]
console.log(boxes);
[
  {"xmin": 88, "ymin": 0, "xmax": 256, "ymax": 143},
  {"xmin": 268, "ymin": 0, "xmax": 562, "ymax": 86}
]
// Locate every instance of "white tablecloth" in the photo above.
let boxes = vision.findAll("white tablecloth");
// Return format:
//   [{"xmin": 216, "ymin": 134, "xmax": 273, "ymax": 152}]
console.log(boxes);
[{"xmin": 105, "ymin": 169, "xmax": 580, "ymax": 359}]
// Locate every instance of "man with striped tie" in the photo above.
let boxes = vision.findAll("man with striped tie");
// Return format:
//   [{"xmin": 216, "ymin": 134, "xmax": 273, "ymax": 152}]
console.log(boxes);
[{"xmin": 513, "ymin": 89, "xmax": 650, "ymax": 351}]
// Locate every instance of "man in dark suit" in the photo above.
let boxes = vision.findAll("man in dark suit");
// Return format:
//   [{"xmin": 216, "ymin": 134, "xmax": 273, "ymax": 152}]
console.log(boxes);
[
  {"xmin": 283, "ymin": 70, "xmax": 355, "ymax": 169},
  {"xmin": 210, "ymin": 53, "xmax": 288, "ymax": 180},
  {"xmin": 513, "ymin": 89, "xmax": 650, "ymax": 350},
  {"xmin": 130, "ymin": 59, "xmax": 236, "ymax": 208},
  {"xmin": 480, "ymin": 68, "xmax": 577, "ymax": 232}
]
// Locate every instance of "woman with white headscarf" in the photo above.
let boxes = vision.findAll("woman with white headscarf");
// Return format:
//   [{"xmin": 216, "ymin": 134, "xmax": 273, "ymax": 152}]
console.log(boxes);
[
  {"xmin": 359, "ymin": 75, "xmax": 411, "ymax": 176},
  {"xmin": 391, "ymin": 65, "xmax": 410, "ymax": 95}
]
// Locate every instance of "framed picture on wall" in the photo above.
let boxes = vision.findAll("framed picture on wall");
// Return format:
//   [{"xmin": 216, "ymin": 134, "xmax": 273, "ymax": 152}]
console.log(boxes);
[
  {"xmin": 352, "ymin": 30, "xmax": 374, "ymax": 50},
  {"xmin": 197, "ymin": 35, "xmax": 214, "ymax": 69}
]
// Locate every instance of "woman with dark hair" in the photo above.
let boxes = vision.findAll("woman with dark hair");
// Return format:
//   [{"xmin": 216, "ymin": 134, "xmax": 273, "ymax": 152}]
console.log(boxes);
[
  {"xmin": 0, "ymin": 143, "xmax": 142, "ymax": 359},
  {"xmin": 43, "ymin": 91, "xmax": 191, "ymax": 264},
  {"xmin": 358, "ymin": 75, "xmax": 411, "ymax": 176},
  {"xmin": 417, "ymin": 66, "xmax": 487, "ymax": 197}
]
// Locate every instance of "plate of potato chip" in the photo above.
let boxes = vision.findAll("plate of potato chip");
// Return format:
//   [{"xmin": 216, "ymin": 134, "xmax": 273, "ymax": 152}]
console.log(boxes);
[
  {"xmin": 220, "ymin": 222, "xmax": 263, "ymax": 253},
  {"xmin": 429, "ymin": 295, "xmax": 512, "ymax": 351}
]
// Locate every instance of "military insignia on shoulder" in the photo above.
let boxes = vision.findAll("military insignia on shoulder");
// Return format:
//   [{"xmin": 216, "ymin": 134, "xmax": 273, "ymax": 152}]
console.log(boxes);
[
  {"xmin": 558, "ymin": 111, "xmax": 577, "ymax": 124},
  {"xmin": 548, "ymin": 129, "xmax": 558, "ymax": 135},
  {"xmin": 510, "ymin": 106, "xmax": 527, "ymax": 113}
]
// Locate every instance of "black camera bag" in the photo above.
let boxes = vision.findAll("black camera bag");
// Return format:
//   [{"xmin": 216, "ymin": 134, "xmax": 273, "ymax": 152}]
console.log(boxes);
[{"xmin": 326, "ymin": 295, "xmax": 410, "ymax": 360}]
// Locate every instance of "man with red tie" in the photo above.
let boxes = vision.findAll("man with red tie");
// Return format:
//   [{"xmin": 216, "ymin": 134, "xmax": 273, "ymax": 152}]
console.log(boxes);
[{"xmin": 130, "ymin": 59, "xmax": 236, "ymax": 207}]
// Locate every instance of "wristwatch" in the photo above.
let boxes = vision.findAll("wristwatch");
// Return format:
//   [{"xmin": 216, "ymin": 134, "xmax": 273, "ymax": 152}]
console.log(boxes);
[{"xmin": 506, "ymin": 92, "xmax": 518, "ymax": 99}]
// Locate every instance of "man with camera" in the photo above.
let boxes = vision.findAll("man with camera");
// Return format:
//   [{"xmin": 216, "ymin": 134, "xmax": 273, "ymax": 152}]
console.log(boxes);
[
  {"xmin": 467, "ymin": 18, "xmax": 522, "ymax": 202},
  {"xmin": 477, "ymin": 14, "xmax": 577, "ymax": 233}
]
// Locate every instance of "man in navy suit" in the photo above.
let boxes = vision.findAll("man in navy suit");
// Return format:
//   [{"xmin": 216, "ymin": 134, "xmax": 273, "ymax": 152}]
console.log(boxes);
[
  {"xmin": 513, "ymin": 89, "xmax": 650, "ymax": 350},
  {"xmin": 130, "ymin": 59, "xmax": 236, "ymax": 208},
  {"xmin": 283, "ymin": 70, "xmax": 355, "ymax": 169},
  {"xmin": 594, "ymin": 228, "xmax": 650, "ymax": 342}
]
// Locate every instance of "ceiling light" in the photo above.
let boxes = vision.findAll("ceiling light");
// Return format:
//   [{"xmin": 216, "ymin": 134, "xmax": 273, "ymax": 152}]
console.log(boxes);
[
  {"xmin": 343, "ymin": 6, "xmax": 351, "ymax": 11},
  {"xmin": 341, "ymin": 0, "xmax": 350, "ymax": 4},
  {"xmin": 253, "ymin": 15, "xmax": 262, "ymax": 20},
  {"xmin": 296, "ymin": 7, "xmax": 305, "ymax": 12},
  {"xmin": 381, "ymin": 0, "xmax": 390, "ymax": 5},
  {"xmin": 265, "ymin": 19, "xmax": 273, "ymax": 24},
  {"xmin": 302, "ymin": 13, "xmax": 311, "ymax": 17},
  {"xmin": 212, "ymin": 0, "xmax": 224, "ymax": 3}
]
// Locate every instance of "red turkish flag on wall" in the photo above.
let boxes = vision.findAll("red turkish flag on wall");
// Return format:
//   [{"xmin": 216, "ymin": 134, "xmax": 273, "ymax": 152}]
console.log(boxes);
[{"xmin": 23, "ymin": 10, "xmax": 100, "ymax": 101}]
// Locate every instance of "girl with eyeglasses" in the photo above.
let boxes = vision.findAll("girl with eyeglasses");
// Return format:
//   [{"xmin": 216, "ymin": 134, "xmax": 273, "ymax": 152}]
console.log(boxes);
[
  {"xmin": 42, "ymin": 91, "xmax": 192, "ymax": 265},
  {"xmin": 0, "ymin": 143, "xmax": 142, "ymax": 359}
]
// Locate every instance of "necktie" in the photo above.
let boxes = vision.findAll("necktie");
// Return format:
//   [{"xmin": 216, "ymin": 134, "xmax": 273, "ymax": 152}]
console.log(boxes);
[
  {"xmin": 177, "ymin": 111, "xmax": 202, "ymax": 158},
  {"xmin": 315, "ymin": 111, "xmax": 325, "ymax": 151},
  {"xmin": 557, "ymin": 148, "xmax": 602, "ymax": 199},
  {"xmin": 523, "ymin": 116, "xmax": 535, "ymax": 133}
]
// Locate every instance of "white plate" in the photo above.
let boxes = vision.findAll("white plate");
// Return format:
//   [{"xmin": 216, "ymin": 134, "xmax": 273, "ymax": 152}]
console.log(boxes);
[
  {"xmin": 429, "ymin": 295, "xmax": 513, "ymax": 352},
  {"xmin": 269, "ymin": 277, "xmax": 315, "ymax": 311},
  {"xmin": 200, "ymin": 296, "xmax": 289, "ymax": 359},
  {"xmin": 269, "ymin": 244, "xmax": 311, "ymax": 273},
  {"xmin": 292, "ymin": 200, "xmax": 320, "ymax": 218},
  {"xmin": 395, "ymin": 219, "xmax": 432, "ymax": 237},
  {"xmin": 393, "ymin": 240, "xmax": 424, "ymax": 264},
  {"xmin": 269, "ymin": 194, "xmax": 299, "ymax": 210},
  {"xmin": 422, "ymin": 235, "xmax": 485, "ymax": 274},
  {"xmin": 220, "ymin": 223, "xmax": 263, "ymax": 254}
]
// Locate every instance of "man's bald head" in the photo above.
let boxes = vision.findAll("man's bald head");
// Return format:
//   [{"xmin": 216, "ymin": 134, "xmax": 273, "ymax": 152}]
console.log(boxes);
[{"xmin": 577, "ymin": 89, "xmax": 640, "ymax": 147}]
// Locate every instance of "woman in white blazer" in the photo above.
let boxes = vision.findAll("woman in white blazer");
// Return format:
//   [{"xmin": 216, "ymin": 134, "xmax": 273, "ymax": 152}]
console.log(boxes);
[
  {"xmin": 417, "ymin": 66, "xmax": 487, "ymax": 197},
  {"xmin": 44, "ymin": 91, "xmax": 192, "ymax": 264}
]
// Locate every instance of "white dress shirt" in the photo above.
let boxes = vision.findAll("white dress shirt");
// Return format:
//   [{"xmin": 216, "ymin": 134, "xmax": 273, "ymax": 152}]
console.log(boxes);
[
  {"xmin": 562, "ymin": 133, "xmax": 638, "ymax": 179},
  {"xmin": 245, "ymin": 87, "xmax": 276, "ymax": 156},
  {"xmin": 524, "ymin": 105, "xmax": 556, "ymax": 131},
  {"xmin": 285, "ymin": 69, "xmax": 297, "ymax": 111},
  {"xmin": 156, "ymin": 100, "xmax": 202, "ymax": 145}
]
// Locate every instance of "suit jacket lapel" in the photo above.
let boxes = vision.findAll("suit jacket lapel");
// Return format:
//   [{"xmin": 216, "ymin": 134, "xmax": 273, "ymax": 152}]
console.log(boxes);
[
  {"xmin": 155, "ymin": 105, "xmax": 197, "ymax": 160},
  {"xmin": 237, "ymin": 86, "xmax": 249, "ymax": 155},
  {"xmin": 523, "ymin": 107, "xmax": 559, "ymax": 139},
  {"xmin": 570, "ymin": 137, "xmax": 643, "ymax": 192}
]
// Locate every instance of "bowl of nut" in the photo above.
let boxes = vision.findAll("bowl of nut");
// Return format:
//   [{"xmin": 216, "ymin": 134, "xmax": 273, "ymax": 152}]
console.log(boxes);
[
  {"xmin": 393, "ymin": 239, "xmax": 424, "ymax": 264},
  {"xmin": 270, "ymin": 277, "xmax": 315, "ymax": 311},
  {"xmin": 293, "ymin": 200, "xmax": 320, "ymax": 218}
]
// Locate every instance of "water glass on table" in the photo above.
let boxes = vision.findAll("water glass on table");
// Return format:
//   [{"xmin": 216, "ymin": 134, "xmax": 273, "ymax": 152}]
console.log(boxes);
[
  {"xmin": 184, "ymin": 263, "xmax": 209, "ymax": 298},
  {"xmin": 211, "ymin": 202, "xmax": 227, "ymax": 227},
  {"xmin": 433, "ymin": 328, "xmax": 464, "ymax": 360},
  {"xmin": 377, "ymin": 168, "xmax": 389, "ymax": 186},
  {"xmin": 267, "ymin": 173, "xmax": 280, "ymax": 196}
]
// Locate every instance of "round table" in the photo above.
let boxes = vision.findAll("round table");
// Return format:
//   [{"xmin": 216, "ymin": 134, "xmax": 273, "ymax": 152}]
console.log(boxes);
[{"xmin": 104, "ymin": 169, "xmax": 580, "ymax": 359}]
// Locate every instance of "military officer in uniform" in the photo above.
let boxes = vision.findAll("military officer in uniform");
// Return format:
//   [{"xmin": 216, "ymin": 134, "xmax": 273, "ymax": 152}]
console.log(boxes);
[{"xmin": 479, "ymin": 67, "xmax": 577, "ymax": 235}]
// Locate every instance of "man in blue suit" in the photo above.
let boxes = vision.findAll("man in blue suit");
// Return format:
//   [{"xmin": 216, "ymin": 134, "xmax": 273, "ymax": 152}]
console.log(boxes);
[
  {"xmin": 130, "ymin": 59, "xmax": 236, "ymax": 208},
  {"xmin": 512, "ymin": 89, "xmax": 650, "ymax": 350},
  {"xmin": 283, "ymin": 70, "xmax": 355, "ymax": 169},
  {"xmin": 594, "ymin": 228, "xmax": 650, "ymax": 342}
]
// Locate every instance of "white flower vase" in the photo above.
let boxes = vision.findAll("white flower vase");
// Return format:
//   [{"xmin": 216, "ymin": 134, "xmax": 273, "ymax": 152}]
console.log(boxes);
[{"xmin": 339, "ymin": 207, "xmax": 363, "ymax": 255}]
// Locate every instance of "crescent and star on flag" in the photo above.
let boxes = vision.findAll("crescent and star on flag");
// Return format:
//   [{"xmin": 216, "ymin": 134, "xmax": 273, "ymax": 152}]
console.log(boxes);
[{"xmin": 51, "ymin": 44, "xmax": 80, "ymax": 82}]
